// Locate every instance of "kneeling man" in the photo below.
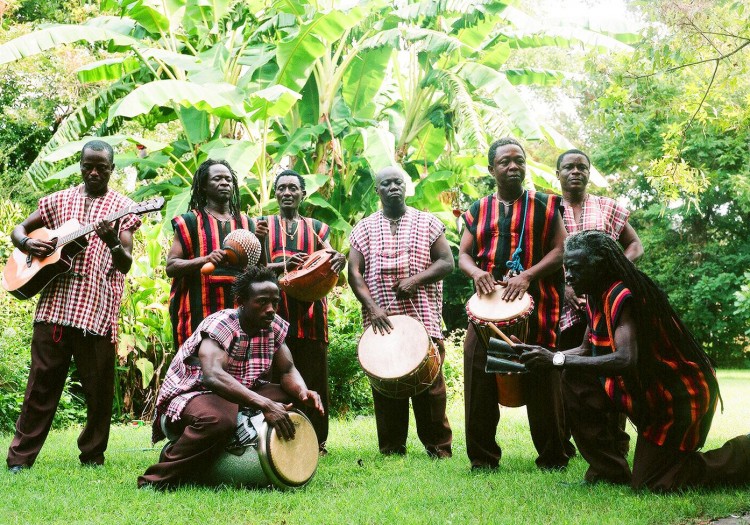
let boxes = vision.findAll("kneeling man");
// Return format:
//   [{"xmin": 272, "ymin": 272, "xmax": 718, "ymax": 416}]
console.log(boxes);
[
  {"xmin": 138, "ymin": 266, "xmax": 323, "ymax": 490},
  {"xmin": 519, "ymin": 230, "xmax": 750, "ymax": 492}
]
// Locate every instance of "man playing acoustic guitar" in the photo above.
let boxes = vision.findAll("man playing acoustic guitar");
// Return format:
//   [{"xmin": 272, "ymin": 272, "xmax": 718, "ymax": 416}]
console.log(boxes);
[{"xmin": 6, "ymin": 140, "xmax": 141, "ymax": 472}]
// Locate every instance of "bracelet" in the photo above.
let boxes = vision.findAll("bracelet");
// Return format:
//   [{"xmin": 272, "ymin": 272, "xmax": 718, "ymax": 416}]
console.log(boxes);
[
  {"xmin": 109, "ymin": 243, "xmax": 123, "ymax": 253},
  {"xmin": 19, "ymin": 236, "xmax": 31, "ymax": 249}
]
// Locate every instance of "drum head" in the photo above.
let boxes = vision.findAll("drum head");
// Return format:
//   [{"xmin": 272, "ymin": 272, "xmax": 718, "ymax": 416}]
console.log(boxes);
[
  {"xmin": 358, "ymin": 315, "xmax": 431, "ymax": 379},
  {"xmin": 266, "ymin": 412, "xmax": 319, "ymax": 487},
  {"xmin": 467, "ymin": 285, "xmax": 533, "ymax": 323}
]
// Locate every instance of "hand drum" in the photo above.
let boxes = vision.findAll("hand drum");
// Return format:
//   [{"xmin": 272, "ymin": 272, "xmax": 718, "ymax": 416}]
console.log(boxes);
[{"xmin": 201, "ymin": 229, "xmax": 261, "ymax": 275}]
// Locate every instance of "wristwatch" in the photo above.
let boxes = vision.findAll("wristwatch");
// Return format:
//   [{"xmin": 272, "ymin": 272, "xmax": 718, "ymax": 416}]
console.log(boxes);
[{"xmin": 552, "ymin": 352, "xmax": 566, "ymax": 367}]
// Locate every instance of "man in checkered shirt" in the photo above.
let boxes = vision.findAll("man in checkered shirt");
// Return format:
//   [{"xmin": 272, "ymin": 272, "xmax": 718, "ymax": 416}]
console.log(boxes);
[
  {"xmin": 557, "ymin": 149, "xmax": 643, "ymax": 455},
  {"xmin": 138, "ymin": 266, "xmax": 323, "ymax": 490},
  {"xmin": 348, "ymin": 166, "xmax": 453, "ymax": 458},
  {"xmin": 6, "ymin": 140, "xmax": 141, "ymax": 473}
]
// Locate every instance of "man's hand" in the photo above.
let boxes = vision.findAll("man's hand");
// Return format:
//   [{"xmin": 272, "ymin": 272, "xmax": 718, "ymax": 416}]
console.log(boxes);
[
  {"xmin": 517, "ymin": 343, "xmax": 555, "ymax": 370},
  {"xmin": 299, "ymin": 390, "xmax": 325, "ymax": 416},
  {"xmin": 472, "ymin": 269, "xmax": 496, "ymax": 296},
  {"xmin": 23, "ymin": 238, "xmax": 56, "ymax": 257},
  {"xmin": 328, "ymin": 250, "xmax": 346, "ymax": 273},
  {"xmin": 501, "ymin": 272, "xmax": 531, "ymax": 302},
  {"xmin": 368, "ymin": 305, "xmax": 394, "ymax": 335},
  {"xmin": 255, "ymin": 219, "xmax": 268, "ymax": 239},
  {"xmin": 564, "ymin": 284, "xmax": 585, "ymax": 311},
  {"xmin": 262, "ymin": 401, "xmax": 296, "ymax": 440},
  {"xmin": 93, "ymin": 218, "xmax": 121, "ymax": 248},
  {"xmin": 392, "ymin": 276, "xmax": 418, "ymax": 299},
  {"xmin": 204, "ymin": 249, "xmax": 227, "ymax": 267},
  {"xmin": 285, "ymin": 253, "xmax": 308, "ymax": 271}
]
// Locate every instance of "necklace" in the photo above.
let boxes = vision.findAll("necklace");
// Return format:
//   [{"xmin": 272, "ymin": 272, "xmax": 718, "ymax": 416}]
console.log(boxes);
[
  {"xmin": 384, "ymin": 215, "xmax": 403, "ymax": 224},
  {"xmin": 282, "ymin": 218, "xmax": 299, "ymax": 237},
  {"xmin": 205, "ymin": 208, "xmax": 231, "ymax": 223},
  {"xmin": 498, "ymin": 191, "xmax": 523, "ymax": 207}
]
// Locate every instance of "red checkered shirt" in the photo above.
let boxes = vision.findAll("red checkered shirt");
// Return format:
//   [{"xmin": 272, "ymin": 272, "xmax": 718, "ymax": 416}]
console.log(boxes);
[
  {"xmin": 349, "ymin": 207, "xmax": 445, "ymax": 339},
  {"xmin": 561, "ymin": 194, "xmax": 630, "ymax": 330},
  {"xmin": 35, "ymin": 185, "xmax": 141, "ymax": 342},
  {"xmin": 156, "ymin": 309, "xmax": 289, "ymax": 423}
]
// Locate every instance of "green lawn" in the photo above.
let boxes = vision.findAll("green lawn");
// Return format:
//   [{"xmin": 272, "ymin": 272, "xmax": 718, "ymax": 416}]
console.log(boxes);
[{"xmin": 1, "ymin": 371, "xmax": 748, "ymax": 525}]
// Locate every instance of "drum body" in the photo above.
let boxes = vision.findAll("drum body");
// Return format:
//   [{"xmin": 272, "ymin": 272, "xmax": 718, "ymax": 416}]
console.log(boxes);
[
  {"xmin": 466, "ymin": 285, "xmax": 534, "ymax": 408},
  {"xmin": 357, "ymin": 315, "xmax": 441, "ymax": 399},
  {"xmin": 205, "ymin": 410, "xmax": 319, "ymax": 490},
  {"xmin": 279, "ymin": 249, "xmax": 338, "ymax": 302}
]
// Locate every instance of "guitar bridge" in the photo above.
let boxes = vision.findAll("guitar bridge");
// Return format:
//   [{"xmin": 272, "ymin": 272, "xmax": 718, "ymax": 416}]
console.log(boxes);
[{"xmin": 26, "ymin": 254, "xmax": 33, "ymax": 268}]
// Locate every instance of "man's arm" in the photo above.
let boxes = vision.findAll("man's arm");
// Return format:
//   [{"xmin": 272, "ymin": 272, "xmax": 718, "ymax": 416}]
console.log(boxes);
[
  {"xmin": 165, "ymin": 229, "xmax": 226, "ymax": 278},
  {"xmin": 348, "ymin": 246, "xmax": 393, "ymax": 334},
  {"xmin": 458, "ymin": 227, "xmax": 495, "ymax": 296},
  {"xmin": 519, "ymin": 303, "xmax": 638, "ymax": 375},
  {"xmin": 502, "ymin": 212, "xmax": 567, "ymax": 301},
  {"xmin": 272, "ymin": 342, "xmax": 323, "ymax": 415},
  {"xmin": 618, "ymin": 222, "xmax": 644, "ymax": 263},
  {"xmin": 198, "ymin": 337, "xmax": 298, "ymax": 439},
  {"xmin": 11, "ymin": 210, "xmax": 55, "ymax": 257},
  {"xmin": 392, "ymin": 233, "xmax": 454, "ymax": 298}
]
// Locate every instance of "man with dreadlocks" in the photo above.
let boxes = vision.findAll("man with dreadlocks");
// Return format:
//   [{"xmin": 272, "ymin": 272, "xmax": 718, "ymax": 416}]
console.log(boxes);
[
  {"xmin": 519, "ymin": 230, "xmax": 750, "ymax": 491},
  {"xmin": 458, "ymin": 137, "xmax": 573, "ymax": 471},
  {"xmin": 254, "ymin": 169, "xmax": 345, "ymax": 455},
  {"xmin": 167, "ymin": 159, "xmax": 267, "ymax": 349}
]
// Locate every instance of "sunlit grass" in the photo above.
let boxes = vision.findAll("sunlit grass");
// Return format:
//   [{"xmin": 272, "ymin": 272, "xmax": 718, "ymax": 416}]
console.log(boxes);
[{"xmin": 1, "ymin": 371, "xmax": 748, "ymax": 525}]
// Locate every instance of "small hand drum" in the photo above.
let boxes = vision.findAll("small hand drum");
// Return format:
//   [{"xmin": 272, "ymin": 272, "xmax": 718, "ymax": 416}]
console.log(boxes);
[
  {"xmin": 279, "ymin": 249, "xmax": 338, "ymax": 302},
  {"xmin": 201, "ymin": 229, "xmax": 261, "ymax": 275}
]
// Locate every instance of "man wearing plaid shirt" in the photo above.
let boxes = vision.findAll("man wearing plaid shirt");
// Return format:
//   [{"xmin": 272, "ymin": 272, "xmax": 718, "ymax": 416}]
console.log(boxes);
[
  {"xmin": 6, "ymin": 140, "xmax": 141, "ymax": 472},
  {"xmin": 138, "ymin": 266, "xmax": 323, "ymax": 490},
  {"xmin": 557, "ymin": 149, "xmax": 644, "ymax": 456},
  {"xmin": 348, "ymin": 166, "xmax": 453, "ymax": 458}
]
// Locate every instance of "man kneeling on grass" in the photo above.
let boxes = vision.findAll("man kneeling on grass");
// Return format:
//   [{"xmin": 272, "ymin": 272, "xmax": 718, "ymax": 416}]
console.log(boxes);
[
  {"xmin": 138, "ymin": 266, "xmax": 323, "ymax": 490},
  {"xmin": 517, "ymin": 230, "xmax": 750, "ymax": 492}
]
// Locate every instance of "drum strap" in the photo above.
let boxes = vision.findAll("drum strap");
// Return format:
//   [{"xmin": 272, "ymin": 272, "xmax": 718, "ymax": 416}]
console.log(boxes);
[
  {"xmin": 505, "ymin": 191, "xmax": 530, "ymax": 276},
  {"xmin": 279, "ymin": 216, "xmax": 325, "ymax": 277}
]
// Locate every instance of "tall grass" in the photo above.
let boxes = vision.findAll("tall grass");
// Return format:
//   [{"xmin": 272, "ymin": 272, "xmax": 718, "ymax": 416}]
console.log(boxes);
[{"xmin": 1, "ymin": 371, "xmax": 748, "ymax": 525}]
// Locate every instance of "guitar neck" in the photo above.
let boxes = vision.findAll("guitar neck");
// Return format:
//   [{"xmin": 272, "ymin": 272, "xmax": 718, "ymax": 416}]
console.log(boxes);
[{"xmin": 58, "ymin": 208, "xmax": 132, "ymax": 247}]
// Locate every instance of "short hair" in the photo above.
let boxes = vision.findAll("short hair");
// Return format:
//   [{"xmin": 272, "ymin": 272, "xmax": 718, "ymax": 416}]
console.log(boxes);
[
  {"xmin": 187, "ymin": 159, "xmax": 241, "ymax": 218},
  {"xmin": 232, "ymin": 266, "xmax": 278, "ymax": 303},
  {"xmin": 273, "ymin": 169, "xmax": 306, "ymax": 192},
  {"xmin": 488, "ymin": 137, "xmax": 525, "ymax": 166},
  {"xmin": 556, "ymin": 149, "xmax": 591, "ymax": 170},
  {"xmin": 81, "ymin": 140, "xmax": 114, "ymax": 164}
]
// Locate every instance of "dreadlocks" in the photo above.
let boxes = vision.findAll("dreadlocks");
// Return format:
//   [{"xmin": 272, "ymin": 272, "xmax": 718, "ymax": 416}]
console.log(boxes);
[
  {"xmin": 565, "ymin": 230, "xmax": 716, "ymax": 387},
  {"xmin": 188, "ymin": 159, "xmax": 242, "ymax": 220}
]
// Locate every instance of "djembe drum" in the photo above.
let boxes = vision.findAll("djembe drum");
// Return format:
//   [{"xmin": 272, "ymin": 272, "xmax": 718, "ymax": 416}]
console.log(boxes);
[
  {"xmin": 466, "ymin": 285, "xmax": 535, "ymax": 407},
  {"xmin": 162, "ymin": 409, "xmax": 319, "ymax": 489},
  {"xmin": 357, "ymin": 315, "xmax": 441, "ymax": 399},
  {"xmin": 279, "ymin": 249, "xmax": 338, "ymax": 302},
  {"xmin": 201, "ymin": 229, "xmax": 261, "ymax": 275}
]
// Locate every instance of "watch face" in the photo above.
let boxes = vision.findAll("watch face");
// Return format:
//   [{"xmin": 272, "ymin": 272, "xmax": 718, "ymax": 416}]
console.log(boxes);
[{"xmin": 553, "ymin": 353, "xmax": 565, "ymax": 366}]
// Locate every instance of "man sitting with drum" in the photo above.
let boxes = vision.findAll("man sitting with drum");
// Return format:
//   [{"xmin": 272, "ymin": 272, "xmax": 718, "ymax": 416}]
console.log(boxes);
[
  {"xmin": 254, "ymin": 170, "xmax": 345, "ymax": 455},
  {"xmin": 138, "ymin": 266, "xmax": 324, "ymax": 490},
  {"xmin": 520, "ymin": 231, "xmax": 750, "ymax": 491},
  {"xmin": 458, "ymin": 137, "xmax": 572, "ymax": 471},
  {"xmin": 348, "ymin": 166, "xmax": 453, "ymax": 458}
]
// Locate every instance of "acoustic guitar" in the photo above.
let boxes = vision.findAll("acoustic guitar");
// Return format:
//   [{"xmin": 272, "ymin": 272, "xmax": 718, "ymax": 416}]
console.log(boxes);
[{"xmin": 1, "ymin": 197, "xmax": 164, "ymax": 300}]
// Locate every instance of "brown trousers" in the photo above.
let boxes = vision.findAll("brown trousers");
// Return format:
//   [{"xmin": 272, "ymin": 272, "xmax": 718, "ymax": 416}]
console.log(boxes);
[
  {"xmin": 464, "ymin": 324, "xmax": 572, "ymax": 469},
  {"xmin": 286, "ymin": 337, "xmax": 329, "ymax": 449},
  {"xmin": 562, "ymin": 368, "xmax": 750, "ymax": 491},
  {"xmin": 7, "ymin": 323, "xmax": 115, "ymax": 468},
  {"xmin": 372, "ymin": 339, "xmax": 452, "ymax": 457},
  {"xmin": 138, "ymin": 384, "xmax": 291, "ymax": 488}
]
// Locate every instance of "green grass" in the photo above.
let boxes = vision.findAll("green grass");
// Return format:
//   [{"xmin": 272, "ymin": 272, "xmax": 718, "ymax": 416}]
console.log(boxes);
[{"xmin": 1, "ymin": 371, "xmax": 749, "ymax": 525}]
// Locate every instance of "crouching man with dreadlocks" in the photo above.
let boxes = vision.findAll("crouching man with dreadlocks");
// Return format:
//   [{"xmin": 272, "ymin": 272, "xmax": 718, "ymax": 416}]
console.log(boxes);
[{"xmin": 518, "ymin": 230, "xmax": 750, "ymax": 492}]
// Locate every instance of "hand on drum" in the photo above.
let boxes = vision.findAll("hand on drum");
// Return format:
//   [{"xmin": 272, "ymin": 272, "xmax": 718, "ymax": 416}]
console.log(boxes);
[
  {"xmin": 255, "ymin": 219, "xmax": 269, "ymax": 239},
  {"xmin": 391, "ymin": 276, "xmax": 418, "ymax": 299},
  {"xmin": 501, "ymin": 272, "xmax": 531, "ymax": 302},
  {"xmin": 327, "ymin": 250, "xmax": 346, "ymax": 273},
  {"xmin": 299, "ymin": 389, "xmax": 325, "ymax": 416},
  {"xmin": 284, "ymin": 253, "xmax": 308, "ymax": 272},
  {"xmin": 472, "ymin": 270, "xmax": 496, "ymax": 296},
  {"xmin": 368, "ymin": 305, "xmax": 394, "ymax": 335},
  {"xmin": 262, "ymin": 401, "xmax": 297, "ymax": 440}
]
